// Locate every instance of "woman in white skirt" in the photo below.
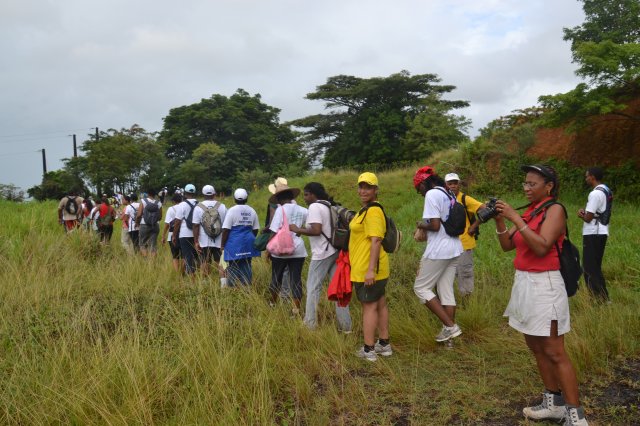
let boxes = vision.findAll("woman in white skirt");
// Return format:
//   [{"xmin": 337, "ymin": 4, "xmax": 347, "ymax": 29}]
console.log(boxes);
[{"xmin": 493, "ymin": 164, "xmax": 588, "ymax": 426}]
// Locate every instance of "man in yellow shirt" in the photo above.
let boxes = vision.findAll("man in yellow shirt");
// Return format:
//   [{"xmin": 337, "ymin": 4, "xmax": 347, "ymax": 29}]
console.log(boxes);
[{"xmin": 445, "ymin": 173, "xmax": 485, "ymax": 297}]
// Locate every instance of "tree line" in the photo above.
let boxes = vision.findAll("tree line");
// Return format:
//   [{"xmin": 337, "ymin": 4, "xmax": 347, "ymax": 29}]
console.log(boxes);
[{"xmin": 23, "ymin": 0, "xmax": 639, "ymax": 201}]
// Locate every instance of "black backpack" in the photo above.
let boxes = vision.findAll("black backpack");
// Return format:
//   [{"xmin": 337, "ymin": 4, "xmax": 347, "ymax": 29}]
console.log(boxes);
[
  {"xmin": 316, "ymin": 200, "xmax": 355, "ymax": 251},
  {"xmin": 595, "ymin": 185, "xmax": 613, "ymax": 226},
  {"xmin": 435, "ymin": 188, "xmax": 466, "ymax": 237},
  {"xmin": 534, "ymin": 200, "xmax": 582, "ymax": 297},
  {"xmin": 65, "ymin": 196, "xmax": 78, "ymax": 215},
  {"xmin": 184, "ymin": 200, "xmax": 197, "ymax": 230},
  {"xmin": 142, "ymin": 198, "xmax": 160, "ymax": 225},
  {"xmin": 358, "ymin": 202, "xmax": 402, "ymax": 254}
]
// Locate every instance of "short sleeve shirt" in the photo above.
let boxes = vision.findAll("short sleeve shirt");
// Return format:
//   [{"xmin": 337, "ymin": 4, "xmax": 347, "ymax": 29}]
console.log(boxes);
[
  {"xmin": 348, "ymin": 205, "xmax": 389, "ymax": 282},
  {"xmin": 192, "ymin": 200, "xmax": 227, "ymax": 248},
  {"xmin": 139, "ymin": 198, "xmax": 162, "ymax": 225},
  {"xmin": 423, "ymin": 188, "xmax": 463, "ymax": 260},
  {"xmin": 457, "ymin": 192, "xmax": 483, "ymax": 250},
  {"xmin": 164, "ymin": 205, "xmax": 178, "ymax": 241},
  {"xmin": 269, "ymin": 203, "xmax": 308, "ymax": 258},
  {"xmin": 175, "ymin": 199, "xmax": 198, "ymax": 238},
  {"xmin": 306, "ymin": 202, "xmax": 337, "ymax": 260},
  {"xmin": 125, "ymin": 203, "xmax": 140, "ymax": 232},
  {"xmin": 583, "ymin": 185, "xmax": 609, "ymax": 236}
]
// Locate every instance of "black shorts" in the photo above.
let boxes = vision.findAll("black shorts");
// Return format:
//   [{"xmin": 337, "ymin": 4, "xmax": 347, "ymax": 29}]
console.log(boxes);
[
  {"xmin": 169, "ymin": 240, "xmax": 181, "ymax": 259},
  {"xmin": 353, "ymin": 279, "xmax": 388, "ymax": 303},
  {"xmin": 199, "ymin": 246, "xmax": 221, "ymax": 263}
]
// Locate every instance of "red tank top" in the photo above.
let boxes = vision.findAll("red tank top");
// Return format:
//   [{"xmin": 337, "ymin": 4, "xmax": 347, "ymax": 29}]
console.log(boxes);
[{"xmin": 513, "ymin": 197, "xmax": 564, "ymax": 272}]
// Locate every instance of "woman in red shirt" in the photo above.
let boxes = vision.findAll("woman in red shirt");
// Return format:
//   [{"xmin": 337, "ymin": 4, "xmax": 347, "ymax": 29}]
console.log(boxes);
[{"xmin": 493, "ymin": 165, "xmax": 588, "ymax": 426}]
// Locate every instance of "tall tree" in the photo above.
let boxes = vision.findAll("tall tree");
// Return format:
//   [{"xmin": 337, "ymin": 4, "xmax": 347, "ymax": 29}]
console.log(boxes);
[
  {"xmin": 289, "ymin": 71, "xmax": 469, "ymax": 168},
  {"xmin": 160, "ymin": 89, "xmax": 307, "ymax": 191},
  {"xmin": 539, "ymin": 0, "xmax": 640, "ymax": 125}
]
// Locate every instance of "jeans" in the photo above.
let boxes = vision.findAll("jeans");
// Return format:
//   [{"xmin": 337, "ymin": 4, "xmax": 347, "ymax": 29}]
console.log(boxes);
[
  {"xmin": 303, "ymin": 251, "xmax": 352, "ymax": 332},
  {"xmin": 270, "ymin": 257, "xmax": 305, "ymax": 300},
  {"xmin": 227, "ymin": 258, "xmax": 253, "ymax": 286},
  {"xmin": 583, "ymin": 234, "xmax": 609, "ymax": 301}
]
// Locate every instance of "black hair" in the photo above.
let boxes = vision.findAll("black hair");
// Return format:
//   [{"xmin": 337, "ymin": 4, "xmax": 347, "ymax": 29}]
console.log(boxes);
[
  {"xmin": 275, "ymin": 190, "xmax": 295, "ymax": 204},
  {"xmin": 171, "ymin": 193, "xmax": 183, "ymax": 203},
  {"xmin": 425, "ymin": 174, "xmax": 446, "ymax": 190},
  {"xmin": 303, "ymin": 182, "xmax": 335, "ymax": 204},
  {"xmin": 147, "ymin": 188, "xmax": 157, "ymax": 197},
  {"xmin": 130, "ymin": 193, "xmax": 138, "ymax": 202},
  {"xmin": 587, "ymin": 167, "xmax": 604, "ymax": 181},
  {"xmin": 123, "ymin": 195, "xmax": 131, "ymax": 203},
  {"xmin": 527, "ymin": 164, "xmax": 560, "ymax": 198}
]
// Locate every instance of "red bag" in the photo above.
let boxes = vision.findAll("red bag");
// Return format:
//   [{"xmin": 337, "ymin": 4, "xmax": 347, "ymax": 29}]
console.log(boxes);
[
  {"xmin": 266, "ymin": 206, "xmax": 295, "ymax": 256},
  {"xmin": 327, "ymin": 251, "xmax": 352, "ymax": 307}
]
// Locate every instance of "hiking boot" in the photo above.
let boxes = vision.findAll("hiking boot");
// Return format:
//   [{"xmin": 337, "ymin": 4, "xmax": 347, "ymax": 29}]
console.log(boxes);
[
  {"xmin": 374, "ymin": 341, "xmax": 393, "ymax": 357},
  {"xmin": 563, "ymin": 405, "xmax": 588, "ymax": 426},
  {"xmin": 355, "ymin": 346, "xmax": 377, "ymax": 362},
  {"xmin": 522, "ymin": 391, "xmax": 565, "ymax": 421},
  {"xmin": 435, "ymin": 324, "xmax": 462, "ymax": 342}
]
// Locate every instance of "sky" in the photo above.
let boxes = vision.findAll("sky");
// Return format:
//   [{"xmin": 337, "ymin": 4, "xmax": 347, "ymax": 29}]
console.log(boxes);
[{"xmin": 0, "ymin": 0, "xmax": 586, "ymax": 193}]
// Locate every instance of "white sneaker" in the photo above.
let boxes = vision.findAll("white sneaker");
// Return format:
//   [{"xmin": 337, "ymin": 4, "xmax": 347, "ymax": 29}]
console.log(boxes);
[
  {"xmin": 374, "ymin": 342, "xmax": 393, "ymax": 357},
  {"xmin": 435, "ymin": 324, "xmax": 462, "ymax": 342},
  {"xmin": 523, "ymin": 391, "xmax": 566, "ymax": 421},
  {"xmin": 355, "ymin": 346, "xmax": 377, "ymax": 362},
  {"xmin": 563, "ymin": 405, "xmax": 589, "ymax": 425}
]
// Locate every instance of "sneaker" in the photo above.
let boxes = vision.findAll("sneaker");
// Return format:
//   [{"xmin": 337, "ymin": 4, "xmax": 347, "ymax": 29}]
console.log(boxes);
[
  {"xmin": 374, "ymin": 342, "xmax": 393, "ymax": 357},
  {"xmin": 355, "ymin": 346, "xmax": 377, "ymax": 362},
  {"xmin": 435, "ymin": 324, "xmax": 462, "ymax": 342},
  {"xmin": 563, "ymin": 405, "xmax": 588, "ymax": 426},
  {"xmin": 522, "ymin": 391, "xmax": 565, "ymax": 421}
]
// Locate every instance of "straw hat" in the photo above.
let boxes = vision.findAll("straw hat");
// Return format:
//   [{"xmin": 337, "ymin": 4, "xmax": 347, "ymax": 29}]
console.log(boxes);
[
  {"xmin": 268, "ymin": 177, "xmax": 288, "ymax": 194},
  {"xmin": 268, "ymin": 182, "xmax": 300, "ymax": 204}
]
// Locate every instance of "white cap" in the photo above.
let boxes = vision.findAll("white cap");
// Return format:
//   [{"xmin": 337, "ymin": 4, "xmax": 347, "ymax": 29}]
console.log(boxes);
[
  {"xmin": 202, "ymin": 185, "xmax": 215, "ymax": 195},
  {"xmin": 234, "ymin": 188, "xmax": 248, "ymax": 200},
  {"xmin": 184, "ymin": 184, "xmax": 196, "ymax": 193},
  {"xmin": 444, "ymin": 173, "xmax": 461, "ymax": 182}
]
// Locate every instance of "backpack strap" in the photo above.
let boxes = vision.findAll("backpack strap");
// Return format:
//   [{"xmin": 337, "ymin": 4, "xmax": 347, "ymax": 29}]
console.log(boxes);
[
  {"xmin": 435, "ymin": 187, "xmax": 455, "ymax": 208},
  {"xmin": 314, "ymin": 200, "xmax": 334, "ymax": 249}
]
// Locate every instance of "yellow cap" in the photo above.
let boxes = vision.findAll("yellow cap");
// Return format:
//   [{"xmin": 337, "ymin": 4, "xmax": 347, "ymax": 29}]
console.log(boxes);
[{"xmin": 357, "ymin": 172, "xmax": 378, "ymax": 186}]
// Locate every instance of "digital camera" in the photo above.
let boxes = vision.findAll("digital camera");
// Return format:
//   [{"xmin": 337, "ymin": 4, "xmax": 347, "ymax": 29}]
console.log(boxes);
[{"xmin": 477, "ymin": 197, "xmax": 499, "ymax": 223}]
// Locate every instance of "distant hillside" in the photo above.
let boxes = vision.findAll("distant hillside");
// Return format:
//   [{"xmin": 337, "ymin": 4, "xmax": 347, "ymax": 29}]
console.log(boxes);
[{"xmin": 528, "ymin": 97, "xmax": 640, "ymax": 167}]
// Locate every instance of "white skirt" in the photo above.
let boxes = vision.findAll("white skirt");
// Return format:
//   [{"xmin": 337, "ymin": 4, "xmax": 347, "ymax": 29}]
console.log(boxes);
[{"xmin": 504, "ymin": 270, "xmax": 570, "ymax": 336}]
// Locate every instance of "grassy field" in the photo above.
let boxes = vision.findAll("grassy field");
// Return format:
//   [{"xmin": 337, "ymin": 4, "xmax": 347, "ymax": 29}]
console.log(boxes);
[{"xmin": 1, "ymin": 168, "xmax": 638, "ymax": 425}]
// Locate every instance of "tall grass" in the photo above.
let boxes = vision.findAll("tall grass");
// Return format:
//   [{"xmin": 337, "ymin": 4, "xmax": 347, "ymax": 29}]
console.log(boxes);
[{"xmin": 0, "ymin": 169, "xmax": 638, "ymax": 425}]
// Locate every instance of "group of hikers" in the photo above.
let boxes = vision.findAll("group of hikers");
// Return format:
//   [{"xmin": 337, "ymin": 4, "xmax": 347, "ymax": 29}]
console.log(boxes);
[{"xmin": 57, "ymin": 165, "xmax": 614, "ymax": 426}]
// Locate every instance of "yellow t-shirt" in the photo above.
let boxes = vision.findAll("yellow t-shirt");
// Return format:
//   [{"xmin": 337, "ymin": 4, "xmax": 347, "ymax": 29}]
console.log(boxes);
[
  {"xmin": 348, "ymin": 205, "xmax": 390, "ymax": 282},
  {"xmin": 456, "ymin": 192, "xmax": 483, "ymax": 251}
]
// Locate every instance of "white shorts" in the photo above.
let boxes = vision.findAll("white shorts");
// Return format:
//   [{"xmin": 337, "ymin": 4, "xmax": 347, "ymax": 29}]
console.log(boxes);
[
  {"xmin": 413, "ymin": 257, "xmax": 459, "ymax": 306},
  {"xmin": 504, "ymin": 270, "xmax": 570, "ymax": 336}
]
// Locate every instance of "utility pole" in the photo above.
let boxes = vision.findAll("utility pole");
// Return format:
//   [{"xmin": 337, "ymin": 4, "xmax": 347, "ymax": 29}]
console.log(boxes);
[
  {"xmin": 95, "ymin": 127, "xmax": 99, "ymax": 142},
  {"xmin": 73, "ymin": 134, "xmax": 77, "ymax": 157},
  {"xmin": 40, "ymin": 149, "xmax": 47, "ymax": 175}
]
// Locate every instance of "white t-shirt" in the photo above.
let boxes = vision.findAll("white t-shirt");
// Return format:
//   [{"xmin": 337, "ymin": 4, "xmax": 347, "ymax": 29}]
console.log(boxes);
[
  {"xmin": 175, "ymin": 199, "xmax": 198, "ymax": 238},
  {"xmin": 269, "ymin": 202, "xmax": 308, "ymax": 258},
  {"xmin": 125, "ymin": 203, "xmax": 140, "ymax": 232},
  {"xmin": 139, "ymin": 197, "xmax": 162, "ymax": 225},
  {"xmin": 89, "ymin": 206, "xmax": 100, "ymax": 231},
  {"xmin": 306, "ymin": 202, "xmax": 337, "ymax": 260},
  {"xmin": 222, "ymin": 204, "xmax": 260, "ymax": 230},
  {"xmin": 193, "ymin": 200, "xmax": 227, "ymax": 248},
  {"xmin": 583, "ymin": 185, "xmax": 609, "ymax": 236},
  {"xmin": 164, "ymin": 205, "xmax": 179, "ymax": 241},
  {"xmin": 59, "ymin": 196, "xmax": 84, "ymax": 221},
  {"xmin": 422, "ymin": 187, "xmax": 463, "ymax": 260}
]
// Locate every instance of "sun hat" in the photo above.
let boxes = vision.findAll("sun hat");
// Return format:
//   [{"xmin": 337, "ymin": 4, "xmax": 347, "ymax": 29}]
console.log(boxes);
[
  {"xmin": 184, "ymin": 184, "xmax": 196, "ymax": 193},
  {"xmin": 268, "ymin": 177, "xmax": 288, "ymax": 194},
  {"xmin": 357, "ymin": 172, "xmax": 378, "ymax": 186},
  {"xmin": 268, "ymin": 182, "xmax": 300, "ymax": 204},
  {"xmin": 202, "ymin": 185, "xmax": 215, "ymax": 195},
  {"xmin": 234, "ymin": 188, "xmax": 248, "ymax": 201},
  {"xmin": 413, "ymin": 166, "xmax": 436, "ymax": 188},
  {"xmin": 444, "ymin": 173, "xmax": 461, "ymax": 182}
]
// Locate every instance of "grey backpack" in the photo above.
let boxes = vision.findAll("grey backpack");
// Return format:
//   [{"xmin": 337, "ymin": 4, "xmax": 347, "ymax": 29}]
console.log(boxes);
[{"xmin": 198, "ymin": 201, "xmax": 222, "ymax": 238}]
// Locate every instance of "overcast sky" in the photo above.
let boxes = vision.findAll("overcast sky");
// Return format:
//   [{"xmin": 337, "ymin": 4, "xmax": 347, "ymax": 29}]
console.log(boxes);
[{"xmin": 0, "ymin": 0, "xmax": 586, "ymax": 193}]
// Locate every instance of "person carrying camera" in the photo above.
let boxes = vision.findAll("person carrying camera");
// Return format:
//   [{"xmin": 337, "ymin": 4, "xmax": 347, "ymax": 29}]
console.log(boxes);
[
  {"xmin": 492, "ymin": 164, "xmax": 588, "ymax": 425},
  {"xmin": 444, "ymin": 173, "xmax": 485, "ymax": 298}
]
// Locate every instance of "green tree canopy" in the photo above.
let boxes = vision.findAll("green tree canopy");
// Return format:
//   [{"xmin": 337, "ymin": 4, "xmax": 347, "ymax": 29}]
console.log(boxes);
[
  {"xmin": 27, "ymin": 170, "xmax": 85, "ymax": 201},
  {"xmin": 539, "ymin": 0, "xmax": 640, "ymax": 126},
  {"xmin": 160, "ymin": 89, "xmax": 308, "ymax": 192},
  {"xmin": 289, "ymin": 71, "xmax": 469, "ymax": 168}
]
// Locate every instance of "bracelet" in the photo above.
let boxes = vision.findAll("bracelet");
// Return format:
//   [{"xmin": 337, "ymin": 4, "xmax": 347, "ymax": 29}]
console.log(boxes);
[
  {"xmin": 495, "ymin": 228, "xmax": 508, "ymax": 235},
  {"xmin": 518, "ymin": 224, "xmax": 529, "ymax": 233}
]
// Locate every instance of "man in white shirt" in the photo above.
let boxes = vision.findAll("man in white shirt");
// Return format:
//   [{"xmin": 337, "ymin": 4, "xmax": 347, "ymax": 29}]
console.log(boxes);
[
  {"xmin": 124, "ymin": 194, "xmax": 141, "ymax": 253},
  {"xmin": 172, "ymin": 184, "xmax": 199, "ymax": 276},
  {"xmin": 289, "ymin": 182, "xmax": 352, "ymax": 332},
  {"xmin": 578, "ymin": 167, "xmax": 612, "ymax": 302},
  {"xmin": 413, "ymin": 166, "xmax": 464, "ymax": 343},
  {"xmin": 193, "ymin": 184, "xmax": 227, "ymax": 278}
]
